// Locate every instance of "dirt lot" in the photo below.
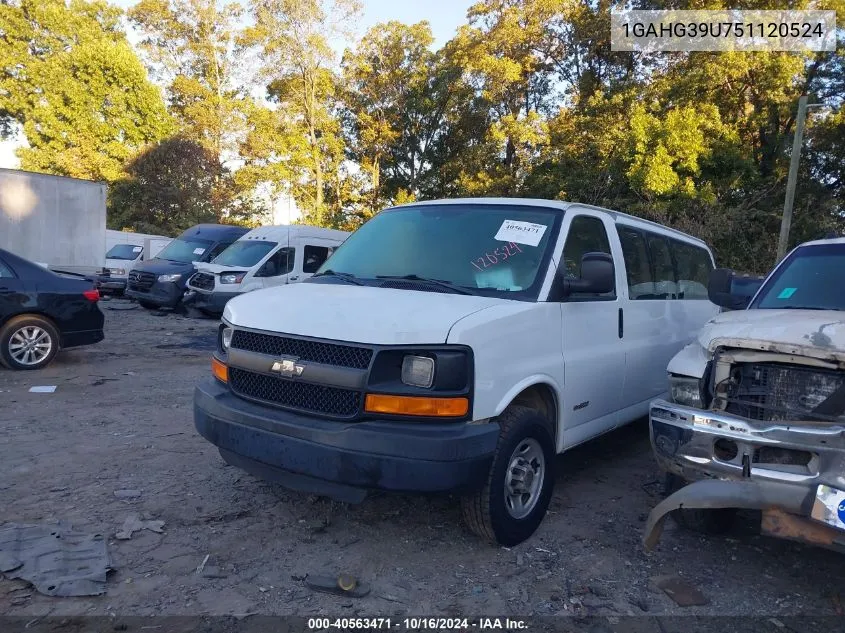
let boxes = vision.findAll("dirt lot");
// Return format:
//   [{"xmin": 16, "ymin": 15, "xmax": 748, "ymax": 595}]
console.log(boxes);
[{"xmin": 1, "ymin": 301, "xmax": 844, "ymax": 624}]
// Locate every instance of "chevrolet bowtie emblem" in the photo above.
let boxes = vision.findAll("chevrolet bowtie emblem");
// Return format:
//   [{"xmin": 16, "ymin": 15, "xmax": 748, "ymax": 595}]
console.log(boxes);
[{"xmin": 270, "ymin": 357, "xmax": 305, "ymax": 377}]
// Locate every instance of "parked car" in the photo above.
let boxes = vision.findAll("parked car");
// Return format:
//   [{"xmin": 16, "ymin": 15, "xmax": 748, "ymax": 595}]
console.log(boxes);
[
  {"xmin": 192, "ymin": 198, "xmax": 720, "ymax": 545},
  {"xmin": 183, "ymin": 225, "xmax": 348, "ymax": 316},
  {"xmin": 126, "ymin": 224, "xmax": 249, "ymax": 311},
  {"xmin": 0, "ymin": 248, "xmax": 104, "ymax": 370},
  {"xmin": 645, "ymin": 236, "xmax": 845, "ymax": 553}
]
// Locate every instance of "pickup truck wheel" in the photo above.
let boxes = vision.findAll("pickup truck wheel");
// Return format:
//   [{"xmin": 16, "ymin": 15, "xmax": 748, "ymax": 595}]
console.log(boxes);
[
  {"xmin": 665, "ymin": 473, "xmax": 736, "ymax": 534},
  {"xmin": 0, "ymin": 315, "xmax": 60, "ymax": 371},
  {"xmin": 461, "ymin": 405, "xmax": 556, "ymax": 546}
]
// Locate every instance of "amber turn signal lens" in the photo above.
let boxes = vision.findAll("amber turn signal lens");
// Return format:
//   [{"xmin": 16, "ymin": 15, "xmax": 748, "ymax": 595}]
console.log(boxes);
[
  {"xmin": 212, "ymin": 357, "xmax": 228, "ymax": 383},
  {"xmin": 364, "ymin": 394, "xmax": 469, "ymax": 417}
]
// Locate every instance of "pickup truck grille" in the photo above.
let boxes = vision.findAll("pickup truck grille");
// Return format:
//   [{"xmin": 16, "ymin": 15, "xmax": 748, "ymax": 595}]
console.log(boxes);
[
  {"xmin": 724, "ymin": 363, "xmax": 845, "ymax": 423},
  {"xmin": 228, "ymin": 367, "xmax": 361, "ymax": 418},
  {"xmin": 128, "ymin": 270, "xmax": 155, "ymax": 292},
  {"xmin": 190, "ymin": 272, "xmax": 215, "ymax": 291},
  {"xmin": 230, "ymin": 330, "xmax": 373, "ymax": 369}
]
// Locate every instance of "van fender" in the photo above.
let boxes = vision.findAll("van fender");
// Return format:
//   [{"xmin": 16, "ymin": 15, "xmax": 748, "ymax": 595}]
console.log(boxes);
[
  {"xmin": 239, "ymin": 282, "xmax": 262, "ymax": 293},
  {"xmin": 487, "ymin": 374, "xmax": 562, "ymax": 434}
]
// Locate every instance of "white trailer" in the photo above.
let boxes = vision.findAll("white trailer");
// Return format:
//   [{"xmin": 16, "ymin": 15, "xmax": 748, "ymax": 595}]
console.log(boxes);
[{"xmin": 0, "ymin": 167, "xmax": 106, "ymax": 275}]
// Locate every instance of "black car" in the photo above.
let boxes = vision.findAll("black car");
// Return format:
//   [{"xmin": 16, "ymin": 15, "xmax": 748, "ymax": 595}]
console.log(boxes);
[
  {"xmin": 126, "ymin": 224, "xmax": 249, "ymax": 311},
  {"xmin": 0, "ymin": 248, "xmax": 105, "ymax": 370}
]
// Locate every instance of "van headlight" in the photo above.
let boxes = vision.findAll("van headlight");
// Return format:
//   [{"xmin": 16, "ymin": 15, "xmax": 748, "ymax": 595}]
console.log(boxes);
[
  {"xmin": 220, "ymin": 272, "xmax": 247, "ymax": 284},
  {"xmin": 219, "ymin": 325, "xmax": 233, "ymax": 352},
  {"xmin": 401, "ymin": 355, "xmax": 435, "ymax": 388},
  {"xmin": 158, "ymin": 273, "xmax": 182, "ymax": 282},
  {"xmin": 669, "ymin": 375, "xmax": 703, "ymax": 408},
  {"xmin": 108, "ymin": 268, "xmax": 126, "ymax": 275}
]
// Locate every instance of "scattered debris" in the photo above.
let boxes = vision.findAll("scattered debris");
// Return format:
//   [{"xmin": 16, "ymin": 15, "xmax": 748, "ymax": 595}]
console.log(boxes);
[
  {"xmin": 306, "ymin": 574, "xmax": 370, "ymax": 598},
  {"xmin": 113, "ymin": 489, "xmax": 142, "ymax": 500},
  {"xmin": 196, "ymin": 554, "xmax": 210, "ymax": 575},
  {"xmin": 28, "ymin": 386, "xmax": 56, "ymax": 394},
  {"xmin": 0, "ymin": 521, "xmax": 112, "ymax": 596},
  {"xmin": 91, "ymin": 378, "xmax": 119, "ymax": 387},
  {"xmin": 653, "ymin": 575, "xmax": 709, "ymax": 607},
  {"xmin": 123, "ymin": 372, "xmax": 136, "ymax": 377},
  {"xmin": 115, "ymin": 514, "xmax": 164, "ymax": 540}
]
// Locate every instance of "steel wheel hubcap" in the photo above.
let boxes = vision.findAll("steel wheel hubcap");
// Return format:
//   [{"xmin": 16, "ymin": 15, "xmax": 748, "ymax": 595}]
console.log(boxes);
[
  {"xmin": 9, "ymin": 326, "xmax": 53, "ymax": 366},
  {"xmin": 504, "ymin": 437, "xmax": 545, "ymax": 519}
]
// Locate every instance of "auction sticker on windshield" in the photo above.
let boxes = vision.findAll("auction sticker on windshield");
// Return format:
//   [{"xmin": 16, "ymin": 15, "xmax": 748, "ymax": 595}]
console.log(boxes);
[
  {"xmin": 495, "ymin": 220, "xmax": 547, "ymax": 247},
  {"xmin": 811, "ymin": 485, "xmax": 845, "ymax": 531},
  {"xmin": 133, "ymin": 246, "xmax": 143, "ymax": 253},
  {"xmin": 193, "ymin": 248, "xmax": 205, "ymax": 255}
]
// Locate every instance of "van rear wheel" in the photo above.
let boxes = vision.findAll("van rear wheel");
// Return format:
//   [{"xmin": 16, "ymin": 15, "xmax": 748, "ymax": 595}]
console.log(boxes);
[{"xmin": 461, "ymin": 405, "xmax": 556, "ymax": 546}]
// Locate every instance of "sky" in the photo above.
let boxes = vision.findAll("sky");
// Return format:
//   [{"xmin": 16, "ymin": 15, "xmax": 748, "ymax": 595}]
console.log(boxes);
[{"xmin": 0, "ymin": 0, "xmax": 475, "ymax": 170}]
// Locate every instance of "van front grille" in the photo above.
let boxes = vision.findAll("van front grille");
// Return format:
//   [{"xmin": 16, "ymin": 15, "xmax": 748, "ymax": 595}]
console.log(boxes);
[{"xmin": 230, "ymin": 330, "xmax": 373, "ymax": 370}]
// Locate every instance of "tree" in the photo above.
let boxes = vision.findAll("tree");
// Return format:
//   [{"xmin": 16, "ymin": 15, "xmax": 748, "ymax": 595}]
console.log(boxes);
[
  {"xmin": 128, "ymin": 0, "xmax": 249, "ymax": 164},
  {"xmin": 108, "ymin": 137, "xmax": 261, "ymax": 234},
  {"xmin": 0, "ymin": 0, "xmax": 172, "ymax": 180},
  {"xmin": 243, "ymin": 0, "xmax": 361, "ymax": 226}
]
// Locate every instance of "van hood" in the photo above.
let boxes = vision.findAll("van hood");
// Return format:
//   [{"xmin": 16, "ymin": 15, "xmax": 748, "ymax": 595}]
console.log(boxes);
[
  {"xmin": 223, "ymin": 282, "xmax": 505, "ymax": 345},
  {"xmin": 194, "ymin": 262, "xmax": 242, "ymax": 274},
  {"xmin": 131, "ymin": 258, "xmax": 196, "ymax": 276},
  {"xmin": 699, "ymin": 309, "xmax": 845, "ymax": 362}
]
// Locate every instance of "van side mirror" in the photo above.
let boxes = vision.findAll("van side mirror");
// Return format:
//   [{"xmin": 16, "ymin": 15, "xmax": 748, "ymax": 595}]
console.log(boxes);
[
  {"xmin": 708, "ymin": 268, "xmax": 751, "ymax": 310},
  {"xmin": 561, "ymin": 252, "xmax": 615, "ymax": 298}
]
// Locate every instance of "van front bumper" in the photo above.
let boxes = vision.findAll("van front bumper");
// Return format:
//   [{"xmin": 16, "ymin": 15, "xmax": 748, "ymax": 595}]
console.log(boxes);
[
  {"xmin": 95, "ymin": 275, "xmax": 127, "ymax": 292},
  {"xmin": 645, "ymin": 399, "xmax": 845, "ymax": 552},
  {"xmin": 126, "ymin": 281, "xmax": 183, "ymax": 308},
  {"xmin": 183, "ymin": 289, "xmax": 238, "ymax": 314},
  {"xmin": 194, "ymin": 379, "xmax": 499, "ymax": 503}
]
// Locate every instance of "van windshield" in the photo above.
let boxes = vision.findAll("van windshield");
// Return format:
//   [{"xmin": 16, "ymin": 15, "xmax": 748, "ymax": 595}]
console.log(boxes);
[
  {"xmin": 157, "ymin": 238, "xmax": 213, "ymax": 263},
  {"xmin": 317, "ymin": 203, "xmax": 562, "ymax": 300},
  {"xmin": 751, "ymin": 243, "xmax": 845, "ymax": 311},
  {"xmin": 106, "ymin": 244, "xmax": 143, "ymax": 260},
  {"xmin": 213, "ymin": 240, "xmax": 278, "ymax": 267}
]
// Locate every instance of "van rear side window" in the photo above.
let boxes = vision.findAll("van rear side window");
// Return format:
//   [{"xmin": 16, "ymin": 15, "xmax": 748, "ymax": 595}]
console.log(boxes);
[
  {"xmin": 618, "ymin": 227, "xmax": 654, "ymax": 299},
  {"xmin": 671, "ymin": 240, "xmax": 712, "ymax": 299}
]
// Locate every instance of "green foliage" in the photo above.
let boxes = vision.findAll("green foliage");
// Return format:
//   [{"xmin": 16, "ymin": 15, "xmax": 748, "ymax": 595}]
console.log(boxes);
[{"xmin": 0, "ymin": 0, "xmax": 172, "ymax": 181}]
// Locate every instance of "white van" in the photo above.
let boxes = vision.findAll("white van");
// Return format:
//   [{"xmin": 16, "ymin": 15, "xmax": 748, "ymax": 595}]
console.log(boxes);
[
  {"xmin": 99, "ymin": 230, "xmax": 171, "ymax": 294},
  {"xmin": 193, "ymin": 199, "xmax": 719, "ymax": 545},
  {"xmin": 184, "ymin": 225, "xmax": 348, "ymax": 315}
]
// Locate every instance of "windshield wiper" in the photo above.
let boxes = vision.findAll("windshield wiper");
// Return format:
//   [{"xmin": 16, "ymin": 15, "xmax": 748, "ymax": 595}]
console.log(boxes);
[
  {"xmin": 312, "ymin": 269, "xmax": 365, "ymax": 286},
  {"xmin": 376, "ymin": 274, "xmax": 478, "ymax": 295}
]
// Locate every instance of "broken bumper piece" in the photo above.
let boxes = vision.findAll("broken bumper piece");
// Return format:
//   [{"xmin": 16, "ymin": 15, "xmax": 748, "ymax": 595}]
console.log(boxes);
[{"xmin": 645, "ymin": 399, "xmax": 845, "ymax": 552}]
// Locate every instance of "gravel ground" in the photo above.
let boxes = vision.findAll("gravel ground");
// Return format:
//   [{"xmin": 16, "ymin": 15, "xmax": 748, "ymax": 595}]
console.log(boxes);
[{"xmin": 1, "ymin": 301, "xmax": 844, "ymax": 624}]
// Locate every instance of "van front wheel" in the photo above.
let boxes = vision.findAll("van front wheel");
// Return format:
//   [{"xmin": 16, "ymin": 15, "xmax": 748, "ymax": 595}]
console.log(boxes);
[{"xmin": 461, "ymin": 405, "xmax": 556, "ymax": 546}]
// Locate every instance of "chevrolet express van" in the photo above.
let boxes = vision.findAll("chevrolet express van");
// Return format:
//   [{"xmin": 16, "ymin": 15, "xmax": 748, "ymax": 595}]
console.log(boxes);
[
  {"xmin": 194, "ymin": 199, "xmax": 719, "ymax": 545},
  {"xmin": 184, "ymin": 225, "xmax": 348, "ymax": 315},
  {"xmin": 126, "ymin": 224, "xmax": 249, "ymax": 310}
]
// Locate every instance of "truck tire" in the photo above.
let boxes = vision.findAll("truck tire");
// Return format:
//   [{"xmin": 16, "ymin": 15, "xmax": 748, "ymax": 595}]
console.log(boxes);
[
  {"xmin": 0, "ymin": 315, "xmax": 61, "ymax": 371},
  {"xmin": 665, "ymin": 473, "xmax": 736, "ymax": 534},
  {"xmin": 461, "ymin": 405, "xmax": 556, "ymax": 546}
]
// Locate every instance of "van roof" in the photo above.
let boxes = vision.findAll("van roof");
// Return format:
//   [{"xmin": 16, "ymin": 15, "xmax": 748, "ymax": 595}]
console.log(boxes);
[
  {"xmin": 393, "ymin": 198, "xmax": 709, "ymax": 248},
  {"xmin": 236, "ymin": 225, "xmax": 349, "ymax": 242},
  {"xmin": 179, "ymin": 224, "xmax": 251, "ymax": 240},
  {"xmin": 800, "ymin": 236, "xmax": 845, "ymax": 247}
]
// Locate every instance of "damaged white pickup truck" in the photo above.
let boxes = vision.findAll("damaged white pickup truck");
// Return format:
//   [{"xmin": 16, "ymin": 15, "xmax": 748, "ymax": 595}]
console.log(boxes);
[{"xmin": 645, "ymin": 236, "xmax": 845, "ymax": 553}]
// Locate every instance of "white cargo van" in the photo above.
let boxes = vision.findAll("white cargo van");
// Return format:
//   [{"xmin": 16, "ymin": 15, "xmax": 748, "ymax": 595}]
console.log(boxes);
[
  {"xmin": 98, "ymin": 230, "xmax": 171, "ymax": 294},
  {"xmin": 193, "ymin": 199, "xmax": 719, "ymax": 545},
  {"xmin": 184, "ymin": 225, "xmax": 348, "ymax": 315}
]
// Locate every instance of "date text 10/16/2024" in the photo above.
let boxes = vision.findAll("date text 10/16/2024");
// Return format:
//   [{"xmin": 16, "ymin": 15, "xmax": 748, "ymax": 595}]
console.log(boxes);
[{"xmin": 307, "ymin": 617, "xmax": 529, "ymax": 630}]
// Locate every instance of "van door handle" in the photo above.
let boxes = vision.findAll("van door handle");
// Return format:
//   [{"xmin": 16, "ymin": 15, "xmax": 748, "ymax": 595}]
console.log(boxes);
[{"xmin": 618, "ymin": 308, "xmax": 623, "ymax": 339}]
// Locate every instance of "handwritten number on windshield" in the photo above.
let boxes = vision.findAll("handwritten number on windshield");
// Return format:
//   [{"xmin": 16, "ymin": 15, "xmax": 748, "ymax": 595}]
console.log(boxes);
[{"xmin": 471, "ymin": 242, "xmax": 522, "ymax": 271}]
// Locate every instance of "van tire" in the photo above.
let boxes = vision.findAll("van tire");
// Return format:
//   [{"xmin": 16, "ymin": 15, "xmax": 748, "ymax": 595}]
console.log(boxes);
[
  {"xmin": 461, "ymin": 405, "xmax": 556, "ymax": 546},
  {"xmin": 0, "ymin": 315, "xmax": 60, "ymax": 371},
  {"xmin": 138, "ymin": 301, "xmax": 158, "ymax": 310},
  {"xmin": 665, "ymin": 473, "xmax": 736, "ymax": 534}
]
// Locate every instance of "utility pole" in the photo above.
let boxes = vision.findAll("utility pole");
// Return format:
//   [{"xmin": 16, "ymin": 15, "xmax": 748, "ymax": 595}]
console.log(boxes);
[{"xmin": 777, "ymin": 96, "xmax": 826, "ymax": 262}]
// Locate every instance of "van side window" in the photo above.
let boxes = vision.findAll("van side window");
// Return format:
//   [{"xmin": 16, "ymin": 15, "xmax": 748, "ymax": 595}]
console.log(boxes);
[
  {"xmin": 562, "ymin": 215, "xmax": 615, "ymax": 300},
  {"xmin": 260, "ymin": 247, "xmax": 295, "ymax": 277},
  {"xmin": 303, "ymin": 245, "xmax": 331, "ymax": 274},
  {"xmin": 671, "ymin": 240, "xmax": 713, "ymax": 299},
  {"xmin": 645, "ymin": 233, "xmax": 677, "ymax": 299},
  {"xmin": 617, "ymin": 226, "xmax": 655, "ymax": 300}
]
